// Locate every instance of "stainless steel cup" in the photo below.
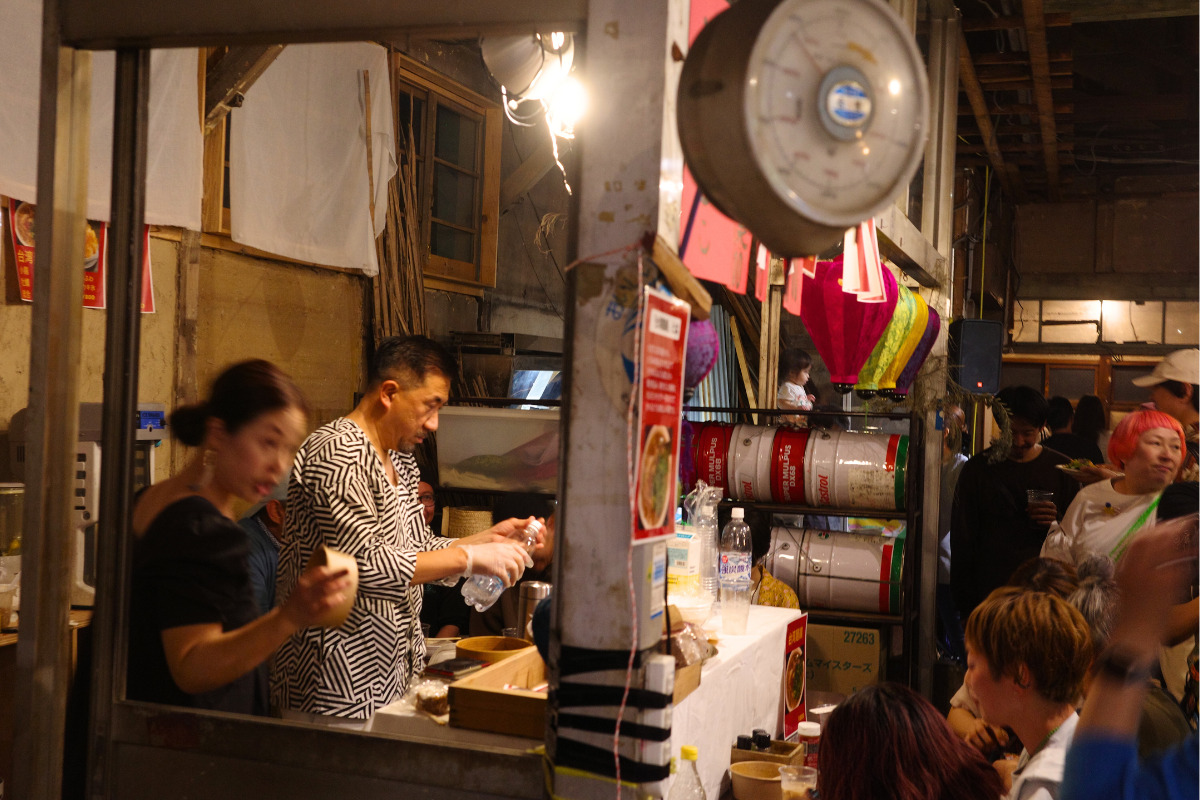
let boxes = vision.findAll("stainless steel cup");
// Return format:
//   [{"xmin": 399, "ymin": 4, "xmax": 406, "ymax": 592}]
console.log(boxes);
[{"xmin": 517, "ymin": 581, "xmax": 552, "ymax": 641}]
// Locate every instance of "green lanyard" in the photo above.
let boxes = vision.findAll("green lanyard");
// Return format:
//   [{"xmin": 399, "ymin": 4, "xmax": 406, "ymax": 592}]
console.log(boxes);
[{"xmin": 1109, "ymin": 495, "xmax": 1161, "ymax": 562}]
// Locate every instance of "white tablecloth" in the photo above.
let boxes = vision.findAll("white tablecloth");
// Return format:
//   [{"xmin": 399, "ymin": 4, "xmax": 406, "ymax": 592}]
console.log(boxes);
[{"xmin": 669, "ymin": 605, "xmax": 802, "ymax": 799}]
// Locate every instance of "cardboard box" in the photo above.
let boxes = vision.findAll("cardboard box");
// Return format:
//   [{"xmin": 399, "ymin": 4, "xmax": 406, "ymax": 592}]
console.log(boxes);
[
  {"xmin": 449, "ymin": 646, "xmax": 546, "ymax": 739},
  {"xmin": 805, "ymin": 623, "xmax": 882, "ymax": 696}
]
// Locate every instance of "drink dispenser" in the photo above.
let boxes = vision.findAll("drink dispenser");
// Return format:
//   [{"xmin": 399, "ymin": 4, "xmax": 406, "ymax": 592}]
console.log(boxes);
[{"xmin": 9, "ymin": 402, "xmax": 166, "ymax": 607}]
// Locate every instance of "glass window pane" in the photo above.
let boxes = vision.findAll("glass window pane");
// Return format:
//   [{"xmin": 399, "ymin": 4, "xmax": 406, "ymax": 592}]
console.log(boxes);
[
  {"xmin": 433, "ymin": 165, "xmax": 477, "ymax": 229},
  {"xmin": 1000, "ymin": 362, "xmax": 1044, "ymax": 393},
  {"xmin": 1013, "ymin": 300, "xmax": 1040, "ymax": 343},
  {"xmin": 1047, "ymin": 367, "xmax": 1096, "ymax": 399},
  {"xmin": 1041, "ymin": 322, "xmax": 1099, "ymax": 344},
  {"xmin": 1101, "ymin": 300, "xmax": 1163, "ymax": 344},
  {"xmin": 431, "ymin": 222, "xmax": 475, "ymax": 263},
  {"xmin": 1042, "ymin": 300, "xmax": 1102, "ymax": 323},
  {"xmin": 1165, "ymin": 301, "xmax": 1199, "ymax": 345},
  {"xmin": 1111, "ymin": 364, "xmax": 1157, "ymax": 404},
  {"xmin": 435, "ymin": 106, "xmax": 478, "ymax": 168}
]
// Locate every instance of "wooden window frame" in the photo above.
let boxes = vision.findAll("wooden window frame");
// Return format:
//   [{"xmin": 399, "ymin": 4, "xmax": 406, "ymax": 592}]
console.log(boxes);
[{"xmin": 392, "ymin": 53, "xmax": 501, "ymax": 296}]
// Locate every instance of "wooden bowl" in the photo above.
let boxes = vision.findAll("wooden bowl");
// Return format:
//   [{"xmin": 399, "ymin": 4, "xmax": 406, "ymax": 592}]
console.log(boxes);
[
  {"xmin": 730, "ymin": 760, "xmax": 783, "ymax": 800},
  {"xmin": 456, "ymin": 636, "xmax": 534, "ymax": 663}
]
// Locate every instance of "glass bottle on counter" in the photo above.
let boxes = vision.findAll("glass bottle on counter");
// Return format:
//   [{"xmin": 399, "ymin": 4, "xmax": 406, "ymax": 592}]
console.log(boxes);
[
  {"xmin": 667, "ymin": 745, "xmax": 706, "ymax": 800},
  {"xmin": 461, "ymin": 519, "xmax": 544, "ymax": 612}
]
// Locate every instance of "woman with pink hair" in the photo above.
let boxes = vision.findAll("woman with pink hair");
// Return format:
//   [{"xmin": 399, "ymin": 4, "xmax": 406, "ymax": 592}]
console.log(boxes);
[{"xmin": 1042, "ymin": 409, "xmax": 1185, "ymax": 565}]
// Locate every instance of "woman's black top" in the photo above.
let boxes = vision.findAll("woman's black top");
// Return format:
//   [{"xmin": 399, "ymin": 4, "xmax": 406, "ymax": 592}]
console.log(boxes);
[{"xmin": 127, "ymin": 495, "xmax": 268, "ymax": 715}]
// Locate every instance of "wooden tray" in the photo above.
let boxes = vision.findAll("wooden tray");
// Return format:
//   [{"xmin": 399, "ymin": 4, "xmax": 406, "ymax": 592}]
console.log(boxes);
[
  {"xmin": 449, "ymin": 646, "xmax": 546, "ymax": 739},
  {"xmin": 730, "ymin": 739, "xmax": 804, "ymax": 766}
]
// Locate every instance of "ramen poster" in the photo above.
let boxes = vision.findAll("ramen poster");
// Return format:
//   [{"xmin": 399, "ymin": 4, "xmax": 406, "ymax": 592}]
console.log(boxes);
[
  {"xmin": 6, "ymin": 200, "xmax": 154, "ymax": 312},
  {"xmin": 632, "ymin": 287, "xmax": 689, "ymax": 541},
  {"xmin": 783, "ymin": 613, "xmax": 808, "ymax": 737}
]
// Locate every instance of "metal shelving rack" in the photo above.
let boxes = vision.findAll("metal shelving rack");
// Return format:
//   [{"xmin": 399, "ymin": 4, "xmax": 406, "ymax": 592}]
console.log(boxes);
[{"xmin": 693, "ymin": 405, "xmax": 926, "ymax": 688}]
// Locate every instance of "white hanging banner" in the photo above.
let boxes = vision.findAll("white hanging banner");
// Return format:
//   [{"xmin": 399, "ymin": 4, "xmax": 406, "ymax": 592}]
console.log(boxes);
[
  {"xmin": 0, "ymin": 0, "xmax": 202, "ymax": 229},
  {"xmin": 230, "ymin": 43, "xmax": 396, "ymax": 274}
]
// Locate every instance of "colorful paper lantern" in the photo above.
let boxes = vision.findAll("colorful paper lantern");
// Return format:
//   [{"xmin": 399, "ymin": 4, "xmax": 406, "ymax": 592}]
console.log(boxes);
[
  {"xmin": 879, "ymin": 292, "xmax": 929, "ymax": 395},
  {"xmin": 855, "ymin": 285, "xmax": 917, "ymax": 398},
  {"xmin": 889, "ymin": 308, "xmax": 941, "ymax": 400},
  {"xmin": 799, "ymin": 256, "xmax": 897, "ymax": 393}
]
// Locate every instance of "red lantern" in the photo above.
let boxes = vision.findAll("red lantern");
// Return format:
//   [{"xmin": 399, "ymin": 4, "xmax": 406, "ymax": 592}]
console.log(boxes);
[{"xmin": 799, "ymin": 257, "xmax": 898, "ymax": 393}]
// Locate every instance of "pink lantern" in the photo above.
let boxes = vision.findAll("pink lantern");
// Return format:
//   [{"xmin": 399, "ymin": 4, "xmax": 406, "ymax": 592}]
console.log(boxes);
[
  {"xmin": 889, "ymin": 308, "xmax": 941, "ymax": 400},
  {"xmin": 799, "ymin": 256, "xmax": 898, "ymax": 393}
]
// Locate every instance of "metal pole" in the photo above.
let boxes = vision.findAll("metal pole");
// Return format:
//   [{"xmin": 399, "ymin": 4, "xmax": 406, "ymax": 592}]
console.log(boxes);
[
  {"xmin": 915, "ymin": 2, "xmax": 959, "ymax": 698},
  {"xmin": 13, "ymin": 1, "xmax": 92, "ymax": 795},
  {"xmin": 86, "ymin": 47, "xmax": 151, "ymax": 800}
]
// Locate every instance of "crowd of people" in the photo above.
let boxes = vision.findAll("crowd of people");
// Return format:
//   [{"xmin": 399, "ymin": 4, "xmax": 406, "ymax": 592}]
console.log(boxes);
[{"xmin": 124, "ymin": 334, "xmax": 1199, "ymax": 798}]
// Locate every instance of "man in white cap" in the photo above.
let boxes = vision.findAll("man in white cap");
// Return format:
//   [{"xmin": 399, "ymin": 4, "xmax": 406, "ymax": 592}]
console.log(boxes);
[{"xmin": 1133, "ymin": 348, "xmax": 1199, "ymax": 482}]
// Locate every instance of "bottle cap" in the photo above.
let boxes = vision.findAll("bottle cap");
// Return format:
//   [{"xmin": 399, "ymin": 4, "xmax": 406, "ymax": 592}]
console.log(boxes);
[
  {"xmin": 680, "ymin": 745, "xmax": 699, "ymax": 761},
  {"xmin": 797, "ymin": 721, "xmax": 821, "ymax": 736},
  {"xmin": 731, "ymin": 507, "xmax": 745, "ymax": 519},
  {"xmin": 736, "ymin": 734, "xmax": 753, "ymax": 750},
  {"xmin": 752, "ymin": 729, "xmax": 771, "ymax": 749}
]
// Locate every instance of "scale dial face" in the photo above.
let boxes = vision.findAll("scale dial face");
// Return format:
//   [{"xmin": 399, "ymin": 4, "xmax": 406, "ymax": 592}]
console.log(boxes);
[{"xmin": 744, "ymin": 0, "xmax": 929, "ymax": 227}]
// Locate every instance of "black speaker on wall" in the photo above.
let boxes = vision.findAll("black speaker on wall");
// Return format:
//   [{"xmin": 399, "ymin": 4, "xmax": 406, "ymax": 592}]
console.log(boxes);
[{"xmin": 949, "ymin": 319, "xmax": 1003, "ymax": 394}]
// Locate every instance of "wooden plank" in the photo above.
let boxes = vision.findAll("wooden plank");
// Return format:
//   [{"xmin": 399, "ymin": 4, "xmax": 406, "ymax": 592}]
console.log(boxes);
[
  {"xmin": 478, "ymin": 106, "xmax": 502, "ymax": 289},
  {"xmin": 957, "ymin": 29, "xmax": 1021, "ymax": 201},
  {"xmin": 961, "ymin": 11, "xmax": 1070, "ymax": 30},
  {"xmin": 874, "ymin": 205, "xmax": 945, "ymax": 288},
  {"xmin": 1021, "ymin": 0, "xmax": 1062, "ymax": 200},
  {"xmin": 729, "ymin": 317, "xmax": 758, "ymax": 424},
  {"xmin": 172, "ymin": 230, "xmax": 202, "ymax": 474},
  {"xmin": 648, "ymin": 234, "xmax": 712, "ymax": 320},
  {"xmin": 499, "ymin": 139, "xmax": 558, "ymax": 212},
  {"xmin": 203, "ymin": 44, "xmax": 284, "ymax": 133},
  {"xmin": 61, "ymin": 0, "xmax": 587, "ymax": 48},
  {"xmin": 200, "ymin": 116, "xmax": 226, "ymax": 233}
]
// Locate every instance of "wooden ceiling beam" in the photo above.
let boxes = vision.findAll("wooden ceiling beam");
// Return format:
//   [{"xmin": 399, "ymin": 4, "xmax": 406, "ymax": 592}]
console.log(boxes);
[
  {"xmin": 973, "ymin": 75, "xmax": 1073, "ymax": 91},
  {"xmin": 958, "ymin": 102, "xmax": 1073, "ymax": 116},
  {"xmin": 972, "ymin": 49, "xmax": 1073, "ymax": 66},
  {"xmin": 957, "ymin": 29, "xmax": 1023, "ymax": 201},
  {"xmin": 204, "ymin": 44, "xmax": 285, "ymax": 134},
  {"xmin": 1021, "ymin": 0, "xmax": 1063, "ymax": 200},
  {"xmin": 961, "ymin": 11, "xmax": 1070, "ymax": 31},
  {"xmin": 975, "ymin": 63, "xmax": 1074, "ymax": 81},
  {"xmin": 1072, "ymin": 94, "xmax": 1199, "ymax": 123},
  {"xmin": 958, "ymin": 140, "xmax": 1075, "ymax": 153}
]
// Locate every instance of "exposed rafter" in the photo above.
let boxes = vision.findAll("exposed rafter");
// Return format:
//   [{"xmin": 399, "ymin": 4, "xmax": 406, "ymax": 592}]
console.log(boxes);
[
  {"xmin": 1021, "ymin": 0, "xmax": 1063, "ymax": 200},
  {"xmin": 957, "ymin": 29, "xmax": 1022, "ymax": 201},
  {"xmin": 204, "ymin": 45, "xmax": 285, "ymax": 134}
]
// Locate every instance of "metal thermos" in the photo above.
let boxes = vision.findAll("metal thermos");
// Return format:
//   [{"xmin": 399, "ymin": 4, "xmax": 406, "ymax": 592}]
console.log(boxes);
[{"xmin": 516, "ymin": 581, "xmax": 551, "ymax": 641}]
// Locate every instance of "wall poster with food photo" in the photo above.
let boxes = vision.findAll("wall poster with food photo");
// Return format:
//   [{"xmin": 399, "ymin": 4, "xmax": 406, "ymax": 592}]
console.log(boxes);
[
  {"xmin": 632, "ymin": 287, "xmax": 690, "ymax": 541},
  {"xmin": 4, "ymin": 199, "xmax": 154, "ymax": 311},
  {"xmin": 782, "ymin": 613, "xmax": 808, "ymax": 738}
]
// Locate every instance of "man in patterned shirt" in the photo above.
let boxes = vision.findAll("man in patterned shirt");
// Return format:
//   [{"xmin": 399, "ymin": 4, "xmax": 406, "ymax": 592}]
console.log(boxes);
[{"xmin": 272, "ymin": 336, "xmax": 540, "ymax": 727}]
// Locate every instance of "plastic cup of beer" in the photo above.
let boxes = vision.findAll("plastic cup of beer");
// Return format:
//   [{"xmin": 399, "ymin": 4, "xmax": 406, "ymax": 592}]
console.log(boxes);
[
  {"xmin": 779, "ymin": 765, "xmax": 818, "ymax": 799},
  {"xmin": 1026, "ymin": 489, "xmax": 1054, "ymax": 505}
]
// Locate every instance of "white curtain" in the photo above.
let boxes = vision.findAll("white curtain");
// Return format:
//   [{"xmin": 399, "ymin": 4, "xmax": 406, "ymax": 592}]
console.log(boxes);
[
  {"xmin": 230, "ymin": 43, "xmax": 395, "ymax": 275},
  {"xmin": 0, "ymin": 0, "xmax": 202, "ymax": 229}
]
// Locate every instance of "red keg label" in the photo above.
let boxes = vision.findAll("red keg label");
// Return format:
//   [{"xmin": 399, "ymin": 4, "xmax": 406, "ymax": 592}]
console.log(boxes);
[
  {"xmin": 696, "ymin": 424, "xmax": 730, "ymax": 489},
  {"xmin": 771, "ymin": 429, "xmax": 809, "ymax": 503},
  {"xmin": 817, "ymin": 472, "xmax": 832, "ymax": 506}
]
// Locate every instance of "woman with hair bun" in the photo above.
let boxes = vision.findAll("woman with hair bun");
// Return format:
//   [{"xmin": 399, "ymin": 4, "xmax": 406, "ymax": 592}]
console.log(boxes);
[
  {"xmin": 127, "ymin": 360, "xmax": 351, "ymax": 715},
  {"xmin": 1042, "ymin": 408, "xmax": 1185, "ymax": 564},
  {"xmin": 818, "ymin": 682, "xmax": 1005, "ymax": 800}
]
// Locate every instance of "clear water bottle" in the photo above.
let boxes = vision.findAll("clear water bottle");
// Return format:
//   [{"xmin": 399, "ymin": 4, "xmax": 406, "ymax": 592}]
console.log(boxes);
[
  {"xmin": 719, "ymin": 507, "xmax": 752, "ymax": 635},
  {"xmin": 667, "ymin": 745, "xmax": 706, "ymax": 799},
  {"xmin": 695, "ymin": 499, "xmax": 719, "ymax": 601},
  {"xmin": 461, "ymin": 519, "xmax": 543, "ymax": 612}
]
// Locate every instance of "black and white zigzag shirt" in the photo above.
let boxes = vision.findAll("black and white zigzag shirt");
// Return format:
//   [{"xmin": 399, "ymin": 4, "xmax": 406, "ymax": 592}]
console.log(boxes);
[{"xmin": 271, "ymin": 418, "xmax": 453, "ymax": 718}]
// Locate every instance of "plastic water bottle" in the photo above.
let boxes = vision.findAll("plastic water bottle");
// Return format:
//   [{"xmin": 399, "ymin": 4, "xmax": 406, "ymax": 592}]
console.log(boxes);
[
  {"xmin": 461, "ymin": 519, "xmax": 543, "ymax": 612},
  {"xmin": 719, "ymin": 507, "xmax": 752, "ymax": 635},
  {"xmin": 695, "ymin": 499, "xmax": 720, "ymax": 601},
  {"xmin": 667, "ymin": 745, "xmax": 706, "ymax": 799}
]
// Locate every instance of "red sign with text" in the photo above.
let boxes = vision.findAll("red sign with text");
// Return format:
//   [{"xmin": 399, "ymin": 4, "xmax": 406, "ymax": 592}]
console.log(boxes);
[
  {"xmin": 632, "ymin": 288, "xmax": 689, "ymax": 541},
  {"xmin": 6, "ymin": 199, "xmax": 154, "ymax": 312},
  {"xmin": 783, "ymin": 613, "xmax": 809, "ymax": 738}
]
